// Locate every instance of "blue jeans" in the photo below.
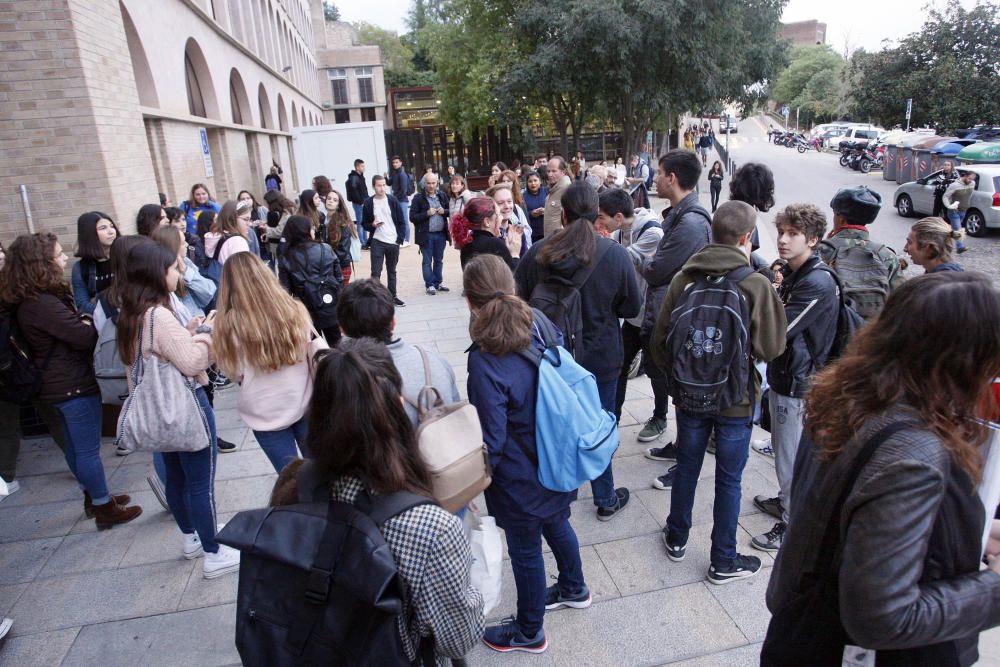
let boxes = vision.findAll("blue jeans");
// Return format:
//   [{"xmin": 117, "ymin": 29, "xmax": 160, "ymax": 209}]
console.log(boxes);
[
  {"xmin": 252, "ymin": 416, "xmax": 309, "ymax": 473},
  {"xmin": 54, "ymin": 394, "xmax": 110, "ymax": 504},
  {"xmin": 421, "ymin": 232, "xmax": 447, "ymax": 288},
  {"xmin": 590, "ymin": 379, "xmax": 618, "ymax": 508},
  {"xmin": 353, "ymin": 203, "xmax": 367, "ymax": 245},
  {"xmin": 162, "ymin": 388, "xmax": 220, "ymax": 553},
  {"xmin": 504, "ymin": 512, "xmax": 586, "ymax": 637},
  {"xmin": 946, "ymin": 209, "xmax": 967, "ymax": 250},
  {"xmin": 665, "ymin": 410, "xmax": 752, "ymax": 568},
  {"xmin": 399, "ymin": 200, "xmax": 410, "ymax": 242}
]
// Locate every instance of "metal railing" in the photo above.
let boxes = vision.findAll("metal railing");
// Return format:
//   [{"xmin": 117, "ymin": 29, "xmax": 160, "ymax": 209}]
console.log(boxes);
[{"xmin": 713, "ymin": 135, "xmax": 737, "ymax": 176}]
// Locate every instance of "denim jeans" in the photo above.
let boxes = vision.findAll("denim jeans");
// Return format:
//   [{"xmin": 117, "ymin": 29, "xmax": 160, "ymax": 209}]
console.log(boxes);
[
  {"xmin": 421, "ymin": 232, "xmax": 447, "ymax": 288},
  {"xmin": 54, "ymin": 394, "xmax": 110, "ymax": 504},
  {"xmin": 253, "ymin": 416, "xmax": 309, "ymax": 473},
  {"xmin": 370, "ymin": 238, "xmax": 400, "ymax": 297},
  {"xmin": 590, "ymin": 379, "xmax": 618, "ymax": 508},
  {"xmin": 162, "ymin": 387, "xmax": 219, "ymax": 552},
  {"xmin": 665, "ymin": 410, "xmax": 752, "ymax": 568},
  {"xmin": 399, "ymin": 200, "xmax": 410, "ymax": 242},
  {"xmin": 946, "ymin": 209, "xmax": 967, "ymax": 250},
  {"xmin": 504, "ymin": 512, "xmax": 586, "ymax": 637},
  {"xmin": 353, "ymin": 204, "xmax": 367, "ymax": 245},
  {"xmin": 615, "ymin": 322, "xmax": 669, "ymax": 423}
]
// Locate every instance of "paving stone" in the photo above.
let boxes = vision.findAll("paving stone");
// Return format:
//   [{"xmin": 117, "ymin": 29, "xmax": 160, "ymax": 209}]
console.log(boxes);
[
  {"xmin": 214, "ymin": 474, "xmax": 276, "ymax": 514},
  {"xmin": 663, "ymin": 642, "xmax": 762, "ymax": 666},
  {"xmin": 0, "ymin": 469, "xmax": 83, "ymax": 508},
  {"xmin": 633, "ymin": 468, "xmax": 768, "ymax": 528},
  {"xmin": 37, "ymin": 526, "xmax": 139, "ymax": 578},
  {"xmin": 575, "ymin": 453, "xmax": 676, "ymax": 502},
  {"xmin": 119, "ymin": 516, "xmax": 193, "ymax": 567},
  {"xmin": 0, "ymin": 583, "xmax": 27, "ymax": 617},
  {"xmin": 434, "ymin": 336, "xmax": 474, "ymax": 353},
  {"xmin": 9, "ymin": 560, "xmax": 195, "ymax": 634},
  {"xmin": 213, "ymin": 447, "xmax": 278, "ymax": 481},
  {"xmin": 105, "ymin": 459, "xmax": 158, "ymax": 493},
  {"xmin": 0, "ymin": 627, "xmax": 80, "ymax": 667},
  {"xmin": 541, "ymin": 582, "xmax": 747, "ymax": 665},
  {"xmin": 567, "ymin": 494, "xmax": 662, "ymax": 547},
  {"xmin": 0, "ymin": 536, "xmax": 62, "ymax": 585},
  {"xmin": 465, "ymin": 642, "xmax": 557, "ymax": 666},
  {"xmin": 61, "ymin": 603, "xmax": 240, "ymax": 667},
  {"xmin": 0, "ymin": 498, "xmax": 81, "ymax": 543},
  {"xmin": 705, "ymin": 565, "xmax": 773, "ymax": 643},
  {"xmin": 177, "ymin": 556, "xmax": 239, "ymax": 611}
]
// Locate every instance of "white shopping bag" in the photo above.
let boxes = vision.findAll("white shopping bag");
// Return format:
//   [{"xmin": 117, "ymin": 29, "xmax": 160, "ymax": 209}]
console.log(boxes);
[{"xmin": 468, "ymin": 515, "xmax": 503, "ymax": 615}]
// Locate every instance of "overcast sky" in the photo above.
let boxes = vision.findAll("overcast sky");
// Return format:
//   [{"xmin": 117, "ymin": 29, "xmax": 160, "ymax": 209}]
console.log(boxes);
[{"xmin": 336, "ymin": 0, "xmax": 981, "ymax": 53}]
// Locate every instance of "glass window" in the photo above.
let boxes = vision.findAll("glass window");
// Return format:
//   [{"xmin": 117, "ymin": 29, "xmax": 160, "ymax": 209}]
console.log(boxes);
[
  {"xmin": 361, "ymin": 107, "xmax": 376, "ymax": 122},
  {"xmin": 354, "ymin": 67, "xmax": 373, "ymax": 76},
  {"xmin": 334, "ymin": 109, "xmax": 350, "ymax": 124},
  {"xmin": 331, "ymin": 79, "xmax": 348, "ymax": 105},
  {"xmin": 358, "ymin": 77, "xmax": 374, "ymax": 104}
]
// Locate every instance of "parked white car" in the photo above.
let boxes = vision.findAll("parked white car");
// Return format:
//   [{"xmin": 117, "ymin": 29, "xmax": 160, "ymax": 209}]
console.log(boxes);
[{"xmin": 893, "ymin": 165, "xmax": 1000, "ymax": 236}]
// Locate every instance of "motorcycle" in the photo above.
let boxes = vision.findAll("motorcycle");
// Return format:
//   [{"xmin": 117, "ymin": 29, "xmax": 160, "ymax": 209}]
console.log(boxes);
[{"xmin": 858, "ymin": 143, "xmax": 885, "ymax": 173}]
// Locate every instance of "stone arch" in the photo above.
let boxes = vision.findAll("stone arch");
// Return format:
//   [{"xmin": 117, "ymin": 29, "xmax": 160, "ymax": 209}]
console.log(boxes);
[
  {"xmin": 291, "ymin": 100, "xmax": 298, "ymax": 127},
  {"xmin": 257, "ymin": 83, "xmax": 273, "ymax": 129},
  {"xmin": 229, "ymin": 69, "xmax": 252, "ymax": 125},
  {"xmin": 183, "ymin": 38, "xmax": 220, "ymax": 119},
  {"xmin": 277, "ymin": 93, "xmax": 289, "ymax": 132},
  {"xmin": 120, "ymin": 3, "xmax": 158, "ymax": 108}
]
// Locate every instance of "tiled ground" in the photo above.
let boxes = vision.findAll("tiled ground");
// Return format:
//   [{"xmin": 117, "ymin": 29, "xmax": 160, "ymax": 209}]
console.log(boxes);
[{"xmin": 2, "ymin": 184, "xmax": 998, "ymax": 665}]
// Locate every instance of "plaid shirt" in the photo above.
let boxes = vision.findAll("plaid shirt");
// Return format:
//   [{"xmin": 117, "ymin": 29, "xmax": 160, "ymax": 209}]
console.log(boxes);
[{"xmin": 329, "ymin": 476, "xmax": 484, "ymax": 663}]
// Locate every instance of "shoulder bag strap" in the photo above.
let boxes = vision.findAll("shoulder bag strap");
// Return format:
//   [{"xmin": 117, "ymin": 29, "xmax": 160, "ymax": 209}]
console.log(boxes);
[
  {"xmin": 808, "ymin": 420, "xmax": 918, "ymax": 579},
  {"xmin": 571, "ymin": 240, "xmax": 613, "ymax": 291},
  {"xmin": 412, "ymin": 345, "xmax": 443, "ymax": 415},
  {"xmin": 364, "ymin": 490, "xmax": 437, "ymax": 527}
]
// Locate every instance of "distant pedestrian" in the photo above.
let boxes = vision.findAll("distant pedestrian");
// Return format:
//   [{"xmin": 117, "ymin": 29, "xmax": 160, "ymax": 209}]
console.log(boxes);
[
  {"xmin": 708, "ymin": 161, "xmax": 724, "ymax": 212},
  {"xmin": 264, "ymin": 164, "xmax": 282, "ymax": 192},
  {"xmin": 297, "ymin": 189, "xmax": 326, "ymax": 243},
  {"xmin": 236, "ymin": 190, "xmax": 269, "ymax": 259},
  {"xmin": 362, "ymin": 174, "xmax": 406, "ymax": 307},
  {"xmin": 698, "ymin": 131, "xmax": 712, "ymax": 166},
  {"xmin": 203, "ymin": 200, "xmax": 252, "ymax": 270},
  {"xmin": 942, "ymin": 170, "xmax": 976, "ymax": 254},
  {"xmin": 324, "ymin": 189, "xmax": 357, "ymax": 284},
  {"xmin": 409, "ymin": 171, "xmax": 451, "ymax": 295},
  {"xmin": 181, "ymin": 183, "xmax": 221, "ymax": 236},
  {"xmin": 136, "ymin": 204, "xmax": 168, "ymax": 237},
  {"xmin": 346, "ymin": 159, "xmax": 370, "ymax": 248},
  {"xmin": 522, "ymin": 171, "xmax": 548, "ymax": 243},
  {"xmin": 388, "ymin": 156, "xmax": 414, "ymax": 246},
  {"xmin": 488, "ymin": 183, "xmax": 532, "ymax": 259},
  {"xmin": 278, "ymin": 215, "xmax": 343, "ymax": 343},
  {"xmin": 543, "ymin": 157, "xmax": 572, "ymax": 237},
  {"xmin": 448, "ymin": 174, "xmax": 474, "ymax": 222}
]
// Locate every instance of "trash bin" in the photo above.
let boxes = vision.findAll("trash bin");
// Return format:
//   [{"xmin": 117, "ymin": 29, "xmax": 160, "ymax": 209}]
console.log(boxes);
[
  {"xmin": 914, "ymin": 136, "xmax": 951, "ymax": 180},
  {"xmin": 957, "ymin": 142, "xmax": 1000, "ymax": 165}
]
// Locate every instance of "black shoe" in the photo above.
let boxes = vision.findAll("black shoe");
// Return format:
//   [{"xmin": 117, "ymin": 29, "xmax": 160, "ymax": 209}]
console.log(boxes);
[
  {"xmin": 482, "ymin": 617, "xmax": 547, "ymax": 653},
  {"xmin": 435, "ymin": 285, "xmax": 450, "ymax": 292},
  {"xmin": 217, "ymin": 437, "xmax": 238, "ymax": 453},
  {"xmin": 753, "ymin": 495, "xmax": 783, "ymax": 520},
  {"xmin": 708, "ymin": 554, "xmax": 762, "ymax": 585},
  {"xmin": 393, "ymin": 297, "xmax": 406, "ymax": 307},
  {"xmin": 645, "ymin": 441, "xmax": 678, "ymax": 461},
  {"xmin": 651, "ymin": 464, "xmax": 678, "ymax": 490},
  {"xmin": 751, "ymin": 521, "xmax": 786, "ymax": 553},
  {"xmin": 544, "ymin": 583, "xmax": 592, "ymax": 610},
  {"xmin": 361, "ymin": 244, "xmax": 371, "ymax": 251},
  {"xmin": 596, "ymin": 487, "xmax": 630, "ymax": 522},
  {"xmin": 662, "ymin": 531, "xmax": 686, "ymax": 562}
]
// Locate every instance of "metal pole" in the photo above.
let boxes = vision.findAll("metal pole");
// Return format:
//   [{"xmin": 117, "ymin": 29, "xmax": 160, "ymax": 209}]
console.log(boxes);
[
  {"xmin": 796, "ymin": 107, "xmax": 800, "ymax": 132},
  {"xmin": 19, "ymin": 185, "xmax": 35, "ymax": 234}
]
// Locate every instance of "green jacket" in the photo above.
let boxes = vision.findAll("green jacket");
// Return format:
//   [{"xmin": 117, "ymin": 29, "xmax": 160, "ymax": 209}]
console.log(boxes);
[
  {"xmin": 817, "ymin": 228, "xmax": 905, "ymax": 292},
  {"xmin": 650, "ymin": 244, "xmax": 787, "ymax": 418}
]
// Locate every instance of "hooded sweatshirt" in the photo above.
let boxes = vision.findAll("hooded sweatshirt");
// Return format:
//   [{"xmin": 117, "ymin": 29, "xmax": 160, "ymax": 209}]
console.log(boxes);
[
  {"xmin": 203, "ymin": 232, "xmax": 250, "ymax": 266},
  {"xmin": 650, "ymin": 243, "xmax": 787, "ymax": 417}
]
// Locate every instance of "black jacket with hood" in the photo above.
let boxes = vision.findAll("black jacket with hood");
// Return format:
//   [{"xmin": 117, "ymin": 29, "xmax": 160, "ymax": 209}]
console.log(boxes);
[{"xmin": 278, "ymin": 242, "xmax": 343, "ymax": 330}]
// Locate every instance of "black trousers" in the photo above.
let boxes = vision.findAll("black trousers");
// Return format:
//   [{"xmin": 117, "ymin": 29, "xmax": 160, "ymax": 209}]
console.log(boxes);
[
  {"xmin": 370, "ymin": 238, "xmax": 400, "ymax": 297},
  {"xmin": 615, "ymin": 322, "xmax": 670, "ymax": 422},
  {"xmin": 710, "ymin": 184, "xmax": 722, "ymax": 212}
]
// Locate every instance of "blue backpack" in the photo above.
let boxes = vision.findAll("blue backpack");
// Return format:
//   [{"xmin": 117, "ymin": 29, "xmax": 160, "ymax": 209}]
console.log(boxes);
[{"xmin": 518, "ymin": 313, "xmax": 619, "ymax": 492}]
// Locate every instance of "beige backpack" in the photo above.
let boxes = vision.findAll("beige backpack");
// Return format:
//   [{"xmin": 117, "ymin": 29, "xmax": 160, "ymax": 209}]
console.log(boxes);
[{"xmin": 408, "ymin": 346, "xmax": 492, "ymax": 513}]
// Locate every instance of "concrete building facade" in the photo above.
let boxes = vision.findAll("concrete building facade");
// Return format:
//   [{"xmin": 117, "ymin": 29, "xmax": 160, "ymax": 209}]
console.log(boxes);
[
  {"xmin": 780, "ymin": 19, "xmax": 827, "ymax": 46},
  {"xmin": 1, "ymin": 0, "xmax": 324, "ymax": 243},
  {"xmin": 311, "ymin": 18, "xmax": 388, "ymax": 126}
]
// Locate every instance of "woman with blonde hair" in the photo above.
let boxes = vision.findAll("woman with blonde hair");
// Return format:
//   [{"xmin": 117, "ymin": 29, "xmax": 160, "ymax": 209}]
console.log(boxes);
[
  {"xmin": 464, "ymin": 254, "xmax": 589, "ymax": 654},
  {"xmin": 214, "ymin": 252, "xmax": 317, "ymax": 472},
  {"xmin": 486, "ymin": 183, "xmax": 532, "ymax": 259},
  {"xmin": 903, "ymin": 216, "xmax": 964, "ymax": 274}
]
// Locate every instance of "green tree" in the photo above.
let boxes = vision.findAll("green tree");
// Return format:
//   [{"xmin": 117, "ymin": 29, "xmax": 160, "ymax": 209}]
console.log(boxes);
[
  {"xmin": 323, "ymin": 1, "xmax": 340, "ymax": 22},
  {"xmin": 772, "ymin": 46, "xmax": 844, "ymax": 109},
  {"xmin": 354, "ymin": 22, "xmax": 437, "ymax": 89}
]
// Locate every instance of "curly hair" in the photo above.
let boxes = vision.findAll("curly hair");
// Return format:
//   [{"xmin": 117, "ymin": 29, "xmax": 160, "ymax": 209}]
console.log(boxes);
[
  {"xmin": 450, "ymin": 196, "xmax": 495, "ymax": 250},
  {"xmin": 0, "ymin": 233, "xmax": 69, "ymax": 303},
  {"xmin": 805, "ymin": 272, "xmax": 1000, "ymax": 483},
  {"xmin": 729, "ymin": 162, "xmax": 775, "ymax": 212}
]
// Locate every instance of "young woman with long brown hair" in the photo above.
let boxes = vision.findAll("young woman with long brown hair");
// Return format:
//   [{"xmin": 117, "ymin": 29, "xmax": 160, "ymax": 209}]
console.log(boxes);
[
  {"xmin": 765, "ymin": 272, "xmax": 1000, "ymax": 665},
  {"xmin": 203, "ymin": 200, "xmax": 252, "ymax": 269},
  {"xmin": 464, "ymin": 254, "xmax": 588, "ymax": 654},
  {"xmin": 267, "ymin": 337, "xmax": 484, "ymax": 662},
  {"xmin": 214, "ymin": 252, "xmax": 315, "ymax": 472},
  {"xmin": 71, "ymin": 211, "xmax": 119, "ymax": 314},
  {"xmin": 323, "ymin": 188, "xmax": 357, "ymax": 283},
  {"xmin": 116, "ymin": 241, "xmax": 239, "ymax": 578},
  {"xmin": 278, "ymin": 215, "xmax": 343, "ymax": 343},
  {"xmin": 0, "ymin": 233, "xmax": 140, "ymax": 528}
]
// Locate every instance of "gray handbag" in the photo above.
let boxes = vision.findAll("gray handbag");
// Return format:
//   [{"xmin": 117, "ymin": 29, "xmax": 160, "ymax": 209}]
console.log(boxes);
[{"xmin": 114, "ymin": 310, "xmax": 211, "ymax": 454}]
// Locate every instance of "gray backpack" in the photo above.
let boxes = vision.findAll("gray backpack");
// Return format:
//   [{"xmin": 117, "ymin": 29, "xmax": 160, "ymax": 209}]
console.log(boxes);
[
  {"xmin": 662, "ymin": 267, "xmax": 754, "ymax": 414},
  {"xmin": 820, "ymin": 237, "xmax": 890, "ymax": 319},
  {"xmin": 93, "ymin": 295, "xmax": 128, "ymax": 405}
]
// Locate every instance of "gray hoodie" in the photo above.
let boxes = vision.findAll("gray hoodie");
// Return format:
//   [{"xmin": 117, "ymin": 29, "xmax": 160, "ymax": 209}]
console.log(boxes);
[{"xmin": 613, "ymin": 207, "xmax": 663, "ymax": 327}]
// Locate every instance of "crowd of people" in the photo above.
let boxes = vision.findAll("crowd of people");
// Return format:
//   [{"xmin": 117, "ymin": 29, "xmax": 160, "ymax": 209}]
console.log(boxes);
[{"xmin": 1, "ymin": 136, "xmax": 999, "ymax": 665}]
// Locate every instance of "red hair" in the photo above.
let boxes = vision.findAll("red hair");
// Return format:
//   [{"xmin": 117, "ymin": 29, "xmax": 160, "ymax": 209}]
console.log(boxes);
[{"xmin": 450, "ymin": 196, "xmax": 495, "ymax": 250}]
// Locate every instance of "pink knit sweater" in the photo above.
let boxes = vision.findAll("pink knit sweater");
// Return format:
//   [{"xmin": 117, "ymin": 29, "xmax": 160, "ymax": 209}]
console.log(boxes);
[{"xmin": 131, "ymin": 306, "xmax": 214, "ymax": 387}]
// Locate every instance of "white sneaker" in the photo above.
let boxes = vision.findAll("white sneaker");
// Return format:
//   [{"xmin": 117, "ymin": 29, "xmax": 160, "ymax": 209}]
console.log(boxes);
[
  {"xmin": 203, "ymin": 544, "xmax": 240, "ymax": 579},
  {"xmin": 183, "ymin": 532, "xmax": 204, "ymax": 560},
  {"xmin": 0, "ymin": 616, "xmax": 12, "ymax": 642},
  {"xmin": 0, "ymin": 479, "xmax": 19, "ymax": 502},
  {"xmin": 401, "ymin": 241, "xmax": 412, "ymax": 248},
  {"xmin": 751, "ymin": 439, "xmax": 774, "ymax": 457}
]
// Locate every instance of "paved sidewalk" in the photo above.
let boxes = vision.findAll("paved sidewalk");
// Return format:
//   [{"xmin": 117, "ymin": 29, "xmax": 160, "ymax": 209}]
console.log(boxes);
[{"xmin": 2, "ymin": 192, "xmax": 999, "ymax": 665}]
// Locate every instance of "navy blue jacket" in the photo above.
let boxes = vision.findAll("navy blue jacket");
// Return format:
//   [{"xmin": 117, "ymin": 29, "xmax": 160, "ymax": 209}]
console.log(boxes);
[
  {"xmin": 929, "ymin": 262, "xmax": 964, "ymax": 273},
  {"xmin": 409, "ymin": 190, "xmax": 451, "ymax": 247},
  {"xmin": 389, "ymin": 168, "xmax": 411, "ymax": 201},
  {"xmin": 467, "ymin": 317, "xmax": 575, "ymax": 529},
  {"xmin": 361, "ymin": 194, "xmax": 405, "ymax": 245}
]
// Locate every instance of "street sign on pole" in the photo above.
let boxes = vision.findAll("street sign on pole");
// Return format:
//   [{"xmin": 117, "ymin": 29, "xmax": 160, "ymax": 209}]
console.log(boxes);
[
  {"xmin": 796, "ymin": 107, "xmax": 800, "ymax": 132},
  {"xmin": 905, "ymin": 98, "xmax": 913, "ymax": 131},
  {"xmin": 199, "ymin": 127, "xmax": 214, "ymax": 178},
  {"xmin": 781, "ymin": 105, "xmax": 790, "ymax": 130}
]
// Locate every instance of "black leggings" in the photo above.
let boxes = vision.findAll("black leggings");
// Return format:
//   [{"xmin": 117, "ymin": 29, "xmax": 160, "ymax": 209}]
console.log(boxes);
[{"xmin": 710, "ymin": 184, "xmax": 722, "ymax": 212}]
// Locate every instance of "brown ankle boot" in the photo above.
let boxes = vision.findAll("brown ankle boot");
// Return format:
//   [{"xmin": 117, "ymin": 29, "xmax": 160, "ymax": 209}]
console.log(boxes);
[
  {"xmin": 91, "ymin": 500, "xmax": 142, "ymax": 530},
  {"xmin": 83, "ymin": 492, "xmax": 132, "ymax": 518}
]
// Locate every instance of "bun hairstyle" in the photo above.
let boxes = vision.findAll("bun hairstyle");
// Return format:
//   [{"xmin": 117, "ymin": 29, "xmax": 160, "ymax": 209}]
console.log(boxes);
[
  {"xmin": 450, "ymin": 196, "xmax": 496, "ymax": 250},
  {"xmin": 911, "ymin": 216, "xmax": 957, "ymax": 263},
  {"xmin": 463, "ymin": 254, "xmax": 532, "ymax": 356}
]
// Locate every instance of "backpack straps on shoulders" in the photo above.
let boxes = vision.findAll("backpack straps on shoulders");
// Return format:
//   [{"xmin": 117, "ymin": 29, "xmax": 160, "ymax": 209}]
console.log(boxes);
[
  {"xmin": 726, "ymin": 266, "xmax": 755, "ymax": 284},
  {"xmin": 359, "ymin": 489, "xmax": 437, "ymax": 527},
  {"xmin": 411, "ymin": 345, "xmax": 444, "ymax": 416}
]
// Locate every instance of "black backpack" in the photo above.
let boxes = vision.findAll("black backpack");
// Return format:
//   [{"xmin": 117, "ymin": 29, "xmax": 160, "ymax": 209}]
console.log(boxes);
[
  {"xmin": 661, "ymin": 266, "xmax": 755, "ymax": 414},
  {"xmin": 216, "ymin": 461, "xmax": 438, "ymax": 667},
  {"xmin": 0, "ymin": 306, "xmax": 53, "ymax": 405},
  {"xmin": 528, "ymin": 243, "xmax": 611, "ymax": 359}
]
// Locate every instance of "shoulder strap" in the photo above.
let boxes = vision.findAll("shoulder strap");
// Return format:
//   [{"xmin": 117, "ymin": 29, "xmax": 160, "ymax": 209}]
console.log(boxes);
[
  {"xmin": 97, "ymin": 292, "xmax": 119, "ymax": 324},
  {"xmin": 637, "ymin": 219, "xmax": 660, "ymax": 240},
  {"xmin": 572, "ymin": 240, "xmax": 613, "ymax": 290},
  {"xmin": 798, "ymin": 262, "xmax": 844, "ymax": 368},
  {"xmin": 409, "ymin": 346, "xmax": 443, "ymax": 417},
  {"xmin": 725, "ymin": 266, "xmax": 755, "ymax": 284},
  {"xmin": 211, "ymin": 234, "xmax": 233, "ymax": 261},
  {"xmin": 363, "ymin": 490, "xmax": 437, "ymax": 527},
  {"xmin": 810, "ymin": 420, "xmax": 918, "ymax": 578}
]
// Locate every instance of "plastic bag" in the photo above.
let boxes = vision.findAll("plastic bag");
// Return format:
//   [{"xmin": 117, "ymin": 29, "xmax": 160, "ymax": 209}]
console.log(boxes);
[{"xmin": 467, "ymin": 514, "xmax": 503, "ymax": 615}]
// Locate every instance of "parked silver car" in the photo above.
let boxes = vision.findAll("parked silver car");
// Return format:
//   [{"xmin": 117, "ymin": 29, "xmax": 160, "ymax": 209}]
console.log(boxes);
[{"xmin": 893, "ymin": 165, "xmax": 1000, "ymax": 236}]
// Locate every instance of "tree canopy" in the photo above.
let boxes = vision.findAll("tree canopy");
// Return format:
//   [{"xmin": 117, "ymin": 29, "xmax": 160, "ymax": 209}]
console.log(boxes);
[
  {"xmin": 322, "ymin": 1, "xmax": 340, "ymax": 22},
  {"xmin": 771, "ymin": 45, "xmax": 847, "ymax": 125}
]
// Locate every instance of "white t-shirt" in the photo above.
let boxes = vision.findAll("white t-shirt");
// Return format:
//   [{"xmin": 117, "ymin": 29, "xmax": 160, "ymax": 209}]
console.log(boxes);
[{"xmin": 372, "ymin": 196, "xmax": 398, "ymax": 244}]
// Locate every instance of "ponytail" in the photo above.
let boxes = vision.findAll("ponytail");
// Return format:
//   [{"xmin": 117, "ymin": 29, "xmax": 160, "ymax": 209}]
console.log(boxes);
[{"xmin": 463, "ymin": 254, "xmax": 532, "ymax": 356}]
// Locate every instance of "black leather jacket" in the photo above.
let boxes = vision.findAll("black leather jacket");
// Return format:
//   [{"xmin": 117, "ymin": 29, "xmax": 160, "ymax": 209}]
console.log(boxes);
[
  {"xmin": 278, "ymin": 242, "xmax": 342, "ymax": 329},
  {"xmin": 768, "ymin": 408, "xmax": 1000, "ymax": 666},
  {"xmin": 766, "ymin": 254, "xmax": 839, "ymax": 398}
]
